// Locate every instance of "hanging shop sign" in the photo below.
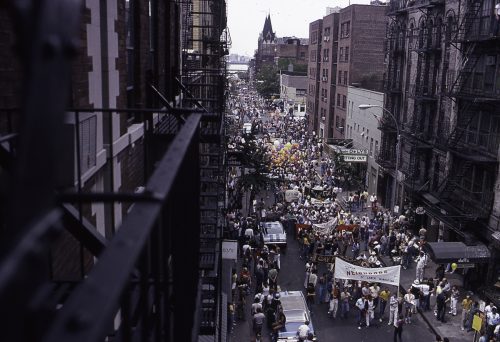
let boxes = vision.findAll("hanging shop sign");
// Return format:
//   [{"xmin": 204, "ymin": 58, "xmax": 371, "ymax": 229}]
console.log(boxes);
[
  {"xmin": 334, "ymin": 257, "xmax": 401, "ymax": 286},
  {"xmin": 222, "ymin": 240, "xmax": 238, "ymax": 260},
  {"xmin": 342, "ymin": 155, "xmax": 368, "ymax": 163},
  {"xmin": 339, "ymin": 148, "xmax": 368, "ymax": 163}
]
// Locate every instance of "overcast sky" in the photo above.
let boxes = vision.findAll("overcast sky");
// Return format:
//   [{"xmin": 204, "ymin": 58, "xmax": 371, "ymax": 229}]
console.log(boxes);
[{"xmin": 227, "ymin": 0, "xmax": 374, "ymax": 57}]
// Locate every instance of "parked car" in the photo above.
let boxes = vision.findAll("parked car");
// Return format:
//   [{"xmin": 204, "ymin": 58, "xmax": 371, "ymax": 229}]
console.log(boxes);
[
  {"xmin": 259, "ymin": 221, "xmax": 287, "ymax": 249},
  {"xmin": 276, "ymin": 291, "xmax": 317, "ymax": 341}
]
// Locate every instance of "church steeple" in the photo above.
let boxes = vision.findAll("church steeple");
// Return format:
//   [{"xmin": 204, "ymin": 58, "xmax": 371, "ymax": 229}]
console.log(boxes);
[{"xmin": 262, "ymin": 15, "xmax": 275, "ymax": 42}]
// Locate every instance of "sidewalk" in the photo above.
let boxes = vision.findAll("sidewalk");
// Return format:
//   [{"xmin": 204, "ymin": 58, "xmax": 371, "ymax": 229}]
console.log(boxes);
[{"xmin": 380, "ymin": 254, "xmax": 475, "ymax": 342}]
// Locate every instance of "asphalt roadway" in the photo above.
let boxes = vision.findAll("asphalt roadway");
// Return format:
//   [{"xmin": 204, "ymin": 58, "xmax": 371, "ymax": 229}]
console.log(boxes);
[{"xmin": 231, "ymin": 220, "xmax": 438, "ymax": 342}]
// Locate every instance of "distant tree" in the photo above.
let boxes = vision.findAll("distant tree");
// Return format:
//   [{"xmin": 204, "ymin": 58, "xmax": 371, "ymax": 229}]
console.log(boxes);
[
  {"xmin": 277, "ymin": 58, "xmax": 307, "ymax": 74},
  {"xmin": 255, "ymin": 64, "xmax": 279, "ymax": 98},
  {"xmin": 232, "ymin": 130, "xmax": 274, "ymax": 213}
]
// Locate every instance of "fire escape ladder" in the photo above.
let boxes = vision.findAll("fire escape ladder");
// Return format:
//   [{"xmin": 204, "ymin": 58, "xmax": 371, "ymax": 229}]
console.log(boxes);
[
  {"xmin": 449, "ymin": 43, "xmax": 481, "ymax": 97},
  {"xmin": 456, "ymin": 0, "xmax": 482, "ymax": 43},
  {"xmin": 439, "ymin": 160, "xmax": 473, "ymax": 200},
  {"xmin": 445, "ymin": 99, "xmax": 477, "ymax": 150}
]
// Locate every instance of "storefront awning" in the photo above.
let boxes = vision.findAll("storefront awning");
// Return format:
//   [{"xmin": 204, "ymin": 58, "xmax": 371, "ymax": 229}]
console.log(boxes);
[{"xmin": 424, "ymin": 242, "xmax": 491, "ymax": 264}]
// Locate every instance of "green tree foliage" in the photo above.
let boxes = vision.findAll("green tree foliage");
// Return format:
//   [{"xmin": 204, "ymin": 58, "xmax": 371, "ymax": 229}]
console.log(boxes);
[
  {"xmin": 232, "ymin": 130, "xmax": 274, "ymax": 210},
  {"xmin": 277, "ymin": 58, "xmax": 307, "ymax": 74},
  {"xmin": 255, "ymin": 64, "xmax": 279, "ymax": 98}
]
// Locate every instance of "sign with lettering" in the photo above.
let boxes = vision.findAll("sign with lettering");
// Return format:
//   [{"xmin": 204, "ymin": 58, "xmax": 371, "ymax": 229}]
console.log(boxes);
[
  {"xmin": 340, "ymin": 149, "xmax": 369, "ymax": 155},
  {"xmin": 334, "ymin": 257, "xmax": 401, "ymax": 286},
  {"xmin": 343, "ymin": 155, "xmax": 368, "ymax": 163},
  {"xmin": 312, "ymin": 254, "xmax": 337, "ymax": 263},
  {"xmin": 222, "ymin": 240, "xmax": 238, "ymax": 260}
]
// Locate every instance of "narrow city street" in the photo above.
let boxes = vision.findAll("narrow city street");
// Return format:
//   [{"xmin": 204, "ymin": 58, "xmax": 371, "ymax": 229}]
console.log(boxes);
[{"xmin": 226, "ymin": 91, "xmax": 439, "ymax": 341}]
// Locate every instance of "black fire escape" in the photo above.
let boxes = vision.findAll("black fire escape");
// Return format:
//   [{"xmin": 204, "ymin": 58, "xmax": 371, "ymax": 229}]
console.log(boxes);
[
  {"xmin": 0, "ymin": 0, "xmax": 228, "ymax": 341},
  {"xmin": 181, "ymin": 0, "xmax": 229, "ymax": 338},
  {"xmin": 435, "ymin": 0, "xmax": 499, "ymax": 221},
  {"xmin": 401, "ymin": 3, "xmax": 443, "ymax": 194}
]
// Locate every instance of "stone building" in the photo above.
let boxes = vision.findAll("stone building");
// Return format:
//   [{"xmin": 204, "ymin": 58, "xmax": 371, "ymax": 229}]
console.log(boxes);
[
  {"xmin": 381, "ymin": 0, "xmax": 500, "ymax": 287},
  {"xmin": 254, "ymin": 15, "xmax": 309, "ymax": 72}
]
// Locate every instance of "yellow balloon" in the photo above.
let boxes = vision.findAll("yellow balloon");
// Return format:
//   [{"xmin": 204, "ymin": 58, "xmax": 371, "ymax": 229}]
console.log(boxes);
[{"xmin": 451, "ymin": 263, "xmax": 457, "ymax": 271}]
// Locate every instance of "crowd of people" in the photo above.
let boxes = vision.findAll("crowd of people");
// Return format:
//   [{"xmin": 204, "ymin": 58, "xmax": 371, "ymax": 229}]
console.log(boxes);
[{"xmin": 226, "ymin": 81, "xmax": 500, "ymax": 342}]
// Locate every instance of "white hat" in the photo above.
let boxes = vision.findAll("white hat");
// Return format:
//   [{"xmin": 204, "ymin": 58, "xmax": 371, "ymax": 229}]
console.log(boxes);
[
  {"xmin": 375, "ymin": 261, "xmax": 381, "ymax": 266},
  {"xmin": 373, "ymin": 241, "xmax": 379, "ymax": 245},
  {"xmin": 413, "ymin": 280, "xmax": 420, "ymax": 285}
]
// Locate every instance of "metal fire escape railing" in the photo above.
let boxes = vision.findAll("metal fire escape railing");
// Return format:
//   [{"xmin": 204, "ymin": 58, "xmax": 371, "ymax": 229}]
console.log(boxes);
[
  {"xmin": 180, "ymin": 0, "xmax": 229, "ymax": 337},
  {"xmin": 435, "ymin": 0, "xmax": 498, "ymax": 219},
  {"xmin": 0, "ymin": 1, "xmax": 227, "ymax": 342}
]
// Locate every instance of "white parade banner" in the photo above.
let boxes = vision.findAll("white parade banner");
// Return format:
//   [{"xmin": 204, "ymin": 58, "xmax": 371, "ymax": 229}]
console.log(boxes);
[{"xmin": 334, "ymin": 257, "xmax": 401, "ymax": 286}]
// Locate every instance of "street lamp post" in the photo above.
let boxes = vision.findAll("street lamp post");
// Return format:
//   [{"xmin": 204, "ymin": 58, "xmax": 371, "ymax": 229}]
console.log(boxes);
[{"xmin": 359, "ymin": 104, "xmax": 401, "ymax": 213}]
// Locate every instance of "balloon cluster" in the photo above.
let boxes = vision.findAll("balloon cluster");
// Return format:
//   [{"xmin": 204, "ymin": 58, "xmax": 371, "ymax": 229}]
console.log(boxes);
[{"xmin": 270, "ymin": 142, "xmax": 302, "ymax": 167}]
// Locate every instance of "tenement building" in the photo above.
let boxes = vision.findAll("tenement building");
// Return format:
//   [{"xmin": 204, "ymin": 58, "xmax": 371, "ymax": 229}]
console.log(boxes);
[
  {"xmin": 381, "ymin": 0, "xmax": 500, "ymax": 288},
  {"xmin": 0, "ymin": 0, "xmax": 228, "ymax": 340}
]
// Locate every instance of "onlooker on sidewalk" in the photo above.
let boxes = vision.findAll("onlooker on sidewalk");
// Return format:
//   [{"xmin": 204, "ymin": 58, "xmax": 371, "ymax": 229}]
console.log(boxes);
[
  {"xmin": 461, "ymin": 293, "xmax": 473, "ymax": 331},
  {"xmin": 415, "ymin": 252, "xmax": 426, "ymax": 282},
  {"xmin": 486, "ymin": 306, "xmax": 500, "ymax": 340},
  {"xmin": 436, "ymin": 290, "xmax": 448, "ymax": 323},
  {"xmin": 449, "ymin": 285, "xmax": 459, "ymax": 316}
]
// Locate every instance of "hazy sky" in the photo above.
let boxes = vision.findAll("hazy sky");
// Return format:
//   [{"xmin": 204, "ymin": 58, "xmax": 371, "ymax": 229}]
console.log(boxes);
[{"xmin": 228, "ymin": 0, "xmax": 373, "ymax": 56}]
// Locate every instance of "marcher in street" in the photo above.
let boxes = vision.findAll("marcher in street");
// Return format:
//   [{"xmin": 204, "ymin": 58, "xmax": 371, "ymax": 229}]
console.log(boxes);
[
  {"xmin": 389, "ymin": 293, "xmax": 399, "ymax": 326},
  {"xmin": 379, "ymin": 288, "xmax": 390, "ymax": 322},
  {"xmin": 394, "ymin": 314, "xmax": 404, "ymax": 342},
  {"xmin": 403, "ymin": 289, "xmax": 415, "ymax": 324},
  {"xmin": 329, "ymin": 285, "xmax": 340, "ymax": 318},
  {"xmin": 340, "ymin": 288, "xmax": 351, "ymax": 318}
]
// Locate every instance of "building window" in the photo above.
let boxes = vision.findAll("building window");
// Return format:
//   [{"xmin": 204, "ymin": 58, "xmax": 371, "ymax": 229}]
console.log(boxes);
[
  {"xmin": 344, "ymin": 71, "xmax": 348, "ymax": 85},
  {"xmin": 370, "ymin": 138, "xmax": 374, "ymax": 156},
  {"xmin": 342, "ymin": 95, "xmax": 346, "ymax": 109},
  {"xmin": 345, "ymin": 47, "xmax": 349, "ymax": 62},
  {"xmin": 341, "ymin": 21, "xmax": 351, "ymax": 38},
  {"xmin": 336, "ymin": 115, "xmax": 340, "ymax": 127},
  {"xmin": 337, "ymin": 94, "xmax": 341, "ymax": 106},
  {"xmin": 339, "ymin": 47, "xmax": 344, "ymax": 62},
  {"xmin": 338, "ymin": 70, "xmax": 342, "ymax": 84},
  {"xmin": 375, "ymin": 140, "xmax": 379, "ymax": 156}
]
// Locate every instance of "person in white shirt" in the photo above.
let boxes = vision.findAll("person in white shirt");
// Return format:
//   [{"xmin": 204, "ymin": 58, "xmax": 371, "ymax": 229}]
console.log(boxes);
[
  {"xmin": 389, "ymin": 294, "xmax": 399, "ymax": 326},
  {"xmin": 404, "ymin": 290, "xmax": 415, "ymax": 323},
  {"xmin": 493, "ymin": 1, "xmax": 500, "ymax": 36},
  {"xmin": 296, "ymin": 321, "xmax": 310, "ymax": 341},
  {"xmin": 416, "ymin": 252, "xmax": 426, "ymax": 282}
]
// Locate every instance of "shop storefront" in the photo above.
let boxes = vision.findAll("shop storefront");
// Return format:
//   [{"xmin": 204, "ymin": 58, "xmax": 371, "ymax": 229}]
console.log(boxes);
[{"xmin": 424, "ymin": 242, "xmax": 491, "ymax": 290}]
